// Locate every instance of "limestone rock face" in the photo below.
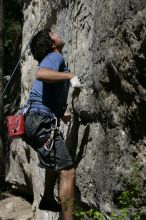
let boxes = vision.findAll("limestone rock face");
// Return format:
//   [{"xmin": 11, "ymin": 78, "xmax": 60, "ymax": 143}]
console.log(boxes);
[
  {"xmin": 5, "ymin": 0, "xmax": 146, "ymax": 219},
  {"xmin": 0, "ymin": 192, "xmax": 32, "ymax": 220},
  {"xmin": 92, "ymin": 1, "xmax": 146, "ymax": 211}
]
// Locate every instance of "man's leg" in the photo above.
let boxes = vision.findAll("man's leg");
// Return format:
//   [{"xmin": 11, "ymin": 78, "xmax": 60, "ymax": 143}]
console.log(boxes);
[
  {"xmin": 58, "ymin": 168, "xmax": 76, "ymax": 220},
  {"xmin": 43, "ymin": 170, "xmax": 58, "ymax": 199},
  {"xmin": 39, "ymin": 170, "xmax": 61, "ymax": 211}
]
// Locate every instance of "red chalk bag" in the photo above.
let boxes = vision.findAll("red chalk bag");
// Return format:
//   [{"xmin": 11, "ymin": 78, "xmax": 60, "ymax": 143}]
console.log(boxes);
[{"xmin": 7, "ymin": 115, "xmax": 25, "ymax": 138}]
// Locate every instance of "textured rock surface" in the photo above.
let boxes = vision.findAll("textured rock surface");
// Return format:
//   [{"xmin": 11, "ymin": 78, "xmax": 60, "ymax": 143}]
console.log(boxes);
[
  {"xmin": 4, "ymin": 0, "xmax": 146, "ymax": 219},
  {"xmin": 0, "ymin": 192, "xmax": 32, "ymax": 220},
  {"xmin": 92, "ymin": 0, "xmax": 146, "ymax": 211}
]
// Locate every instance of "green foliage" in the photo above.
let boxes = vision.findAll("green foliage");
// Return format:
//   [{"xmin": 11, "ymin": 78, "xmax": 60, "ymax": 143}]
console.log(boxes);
[
  {"xmin": 5, "ymin": 1, "xmax": 22, "ymax": 46},
  {"xmin": 118, "ymin": 161, "xmax": 142, "ymax": 209},
  {"xmin": 118, "ymin": 185, "xmax": 141, "ymax": 208},
  {"xmin": 114, "ymin": 161, "xmax": 142, "ymax": 219},
  {"xmin": 5, "ymin": 21, "xmax": 21, "ymax": 48},
  {"xmin": 4, "ymin": 0, "xmax": 23, "ymax": 74},
  {"xmin": 74, "ymin": 207, "xmax": 141, "ymax": 220},
  {"xmin": 111, "ymin": 208, "xmax": 128, "ymax": 220},
  {"xmin": 111, "ymin": 208, "xmax": 141, "ymax": 220},
  {"xmin": 5, "ymin": 0, "xmax": 23, "ymax": 21},
  {"xmin": 73, "ymin": 207, "xmax": 105, "ymax": 220}
]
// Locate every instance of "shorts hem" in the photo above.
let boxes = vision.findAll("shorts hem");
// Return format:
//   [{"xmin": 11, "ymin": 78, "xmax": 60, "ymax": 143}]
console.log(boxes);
[{"xmin": 38, "ymin": 161, "xmax": 74, "ymax": 171}]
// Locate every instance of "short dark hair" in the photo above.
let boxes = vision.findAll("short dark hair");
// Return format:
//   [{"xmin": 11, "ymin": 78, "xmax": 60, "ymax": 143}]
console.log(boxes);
[{"xmin": 30, "ymin": 29, "xmax": 54, "ymax": 63}]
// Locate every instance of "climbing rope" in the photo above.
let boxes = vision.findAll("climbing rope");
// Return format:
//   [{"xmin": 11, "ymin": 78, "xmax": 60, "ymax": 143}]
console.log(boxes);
[
  {"xmin": 66, "ymin": 0, "xmax": 71, "ymax": 68},
  {"xmin": 0, "ymin": 2, "xmax": 50, "ymax": 99},
  {"xmin": 66, "ymin": 0, "xmax": 78, "ymax": 76}
]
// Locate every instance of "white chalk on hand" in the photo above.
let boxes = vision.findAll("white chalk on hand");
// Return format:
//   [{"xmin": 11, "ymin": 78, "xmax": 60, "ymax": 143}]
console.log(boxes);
[{"xmin": 70, "ymin": 76, "xmax": 81, "ymax": 88}]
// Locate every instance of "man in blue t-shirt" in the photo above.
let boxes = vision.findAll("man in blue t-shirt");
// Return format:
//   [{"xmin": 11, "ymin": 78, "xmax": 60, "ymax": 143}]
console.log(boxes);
[{"xmin": 24, "ymin": 29, "xmax": 81, "ymax": 220}]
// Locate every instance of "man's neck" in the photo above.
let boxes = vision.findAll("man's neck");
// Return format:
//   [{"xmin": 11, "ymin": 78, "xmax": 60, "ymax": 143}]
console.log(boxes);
[{"xmin": 53, "ymin": 47, "xmax": 63, "ymax": 54}]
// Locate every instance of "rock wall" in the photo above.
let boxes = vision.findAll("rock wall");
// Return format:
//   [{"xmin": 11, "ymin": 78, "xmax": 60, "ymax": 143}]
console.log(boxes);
[
  {"xmin": 5, "ymin": 0, "xmax": 146, "ymax": 219},
  {"xmin": 92, "ymin": 0, "xmax": 146, "ymax": 212}
]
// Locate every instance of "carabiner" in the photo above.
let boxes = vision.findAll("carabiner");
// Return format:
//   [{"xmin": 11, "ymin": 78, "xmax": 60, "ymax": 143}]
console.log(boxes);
[{"xmin": 51, "ymin": 117, "xmax": 58, "ymax": 129}]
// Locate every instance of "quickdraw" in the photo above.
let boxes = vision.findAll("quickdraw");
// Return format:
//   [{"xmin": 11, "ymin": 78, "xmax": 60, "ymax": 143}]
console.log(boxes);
[{"xmin": 44, "ymin": 117, "xmax": 58, "ymax": 152}]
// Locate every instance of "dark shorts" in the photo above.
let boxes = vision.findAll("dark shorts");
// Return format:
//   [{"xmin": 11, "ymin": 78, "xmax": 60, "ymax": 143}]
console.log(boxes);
[{"xmin": 24, "ymin": 112, "xmax": 73, "ymax": 171}]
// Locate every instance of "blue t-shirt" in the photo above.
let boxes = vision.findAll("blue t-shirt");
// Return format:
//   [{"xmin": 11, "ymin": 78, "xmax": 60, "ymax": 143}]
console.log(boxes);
[{"xmin": 28, "ymin": 52, "xmax": 70, "ymax": 117}]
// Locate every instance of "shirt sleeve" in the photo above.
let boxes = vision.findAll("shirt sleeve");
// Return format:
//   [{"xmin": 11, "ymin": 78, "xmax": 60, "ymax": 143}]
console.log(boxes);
[{"xmin": 39, "ymin": 53, "xmax": 64, "ymax": 71}]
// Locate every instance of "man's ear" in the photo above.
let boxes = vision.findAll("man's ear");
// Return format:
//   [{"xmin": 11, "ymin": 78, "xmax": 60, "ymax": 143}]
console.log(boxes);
[
  {"xmin": 51, "ymin": 39, "xmax": 56, "ymax": 49},
  {"xmin": 51, "ymin": 43, "xmax": 56, "ymax": 49}
]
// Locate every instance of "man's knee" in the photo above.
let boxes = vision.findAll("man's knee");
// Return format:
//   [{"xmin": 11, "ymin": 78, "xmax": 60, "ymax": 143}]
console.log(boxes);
[{"xmin": 60, "ymin": 167, "xmax": 76, "ymax": 180}]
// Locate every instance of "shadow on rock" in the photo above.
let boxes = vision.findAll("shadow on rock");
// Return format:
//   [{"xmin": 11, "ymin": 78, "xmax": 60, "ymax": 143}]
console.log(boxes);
[{"xmin": 74, "ymin": 185, "xmax": 100, "ymax": 219}]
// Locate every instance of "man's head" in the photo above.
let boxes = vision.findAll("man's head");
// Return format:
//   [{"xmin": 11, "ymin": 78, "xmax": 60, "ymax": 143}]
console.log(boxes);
[
  {"xmin": 49, "ymin": 32, "xmax": 65, "ymax": 52},
  {"xmin": 30, "ymin": 29, "xmax": 64, "ymax": 63}
]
